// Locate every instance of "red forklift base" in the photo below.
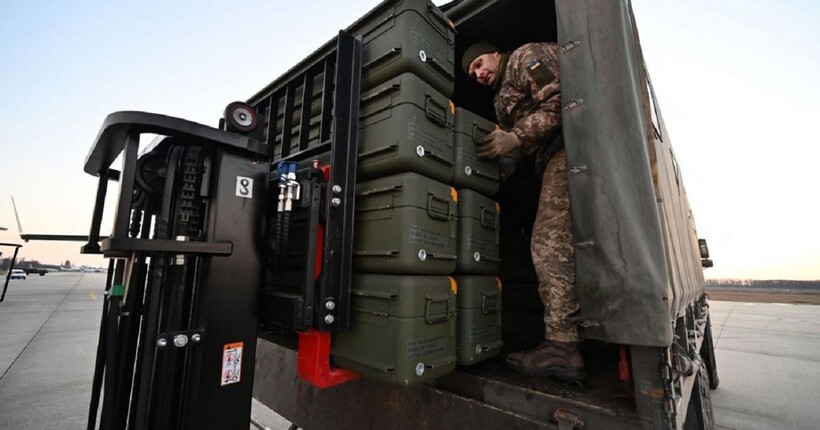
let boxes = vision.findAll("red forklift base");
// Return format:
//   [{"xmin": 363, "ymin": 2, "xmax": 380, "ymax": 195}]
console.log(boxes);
[{"xmin": 297, "ymin": 329, "xmax": 360, "ymax": 388}]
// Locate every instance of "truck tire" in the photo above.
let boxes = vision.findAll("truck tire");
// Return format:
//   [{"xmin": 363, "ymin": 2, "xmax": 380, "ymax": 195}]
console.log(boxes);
[
  {"xmin": 683, "ymin": 368, "xmax": 715, "ymax": 430},
  {"xmin": 700, "ymin": 314, "xmax": 720, "ymax": 390}
]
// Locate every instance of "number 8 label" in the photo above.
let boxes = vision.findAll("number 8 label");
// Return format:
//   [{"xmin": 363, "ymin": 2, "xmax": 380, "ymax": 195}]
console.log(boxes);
[{"xmin": 235, "ymin": 176, "xmax": 253, "ymax": 198}]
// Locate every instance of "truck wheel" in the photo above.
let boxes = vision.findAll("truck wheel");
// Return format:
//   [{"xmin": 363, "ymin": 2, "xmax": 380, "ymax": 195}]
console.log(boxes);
[
  {"xmin": 683, "ymin": 368, "xmax": 714, "ymax": 430},
  {"xmin": 700, "ymin": 314, "xmax": 720, "ymax": 389}
]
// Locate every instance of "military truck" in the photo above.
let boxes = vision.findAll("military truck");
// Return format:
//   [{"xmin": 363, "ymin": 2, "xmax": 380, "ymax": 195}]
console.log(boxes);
[{"xmin": 73, "ymin": 0, "xmax": 717, "ymax": 429}]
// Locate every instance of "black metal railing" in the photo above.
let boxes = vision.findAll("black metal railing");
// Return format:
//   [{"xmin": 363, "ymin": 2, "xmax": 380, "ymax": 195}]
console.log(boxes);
[{"xmin": 258, "ymin": 30, "xmax": 362, "ymax": 332}]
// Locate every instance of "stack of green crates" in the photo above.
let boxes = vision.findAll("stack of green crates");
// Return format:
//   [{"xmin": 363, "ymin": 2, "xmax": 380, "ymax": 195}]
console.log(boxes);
[
  {"xmin": 332, "ymin": 0, "xmax": 459, "ymax": 387},
  {"xmin": 335, "ymin": 0, "xmax": 506, "ymax": 381},
  {"xmin": 450, "ymin": 108, "xmax": 504, "ymax": 365},
  {"xmin": 262, "ymin": 0, "xmax": 507, "ymax": 385}
]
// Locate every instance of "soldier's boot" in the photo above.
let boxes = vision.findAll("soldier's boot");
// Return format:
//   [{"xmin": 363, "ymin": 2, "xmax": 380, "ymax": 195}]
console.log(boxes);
[{"xmin": 504, "ymin": 340, "xmax": 586, "ymax": 380}]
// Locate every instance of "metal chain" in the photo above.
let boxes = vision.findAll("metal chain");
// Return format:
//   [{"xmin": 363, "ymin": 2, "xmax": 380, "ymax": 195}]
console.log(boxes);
[
  {"xmin": 177, "ymin": 147, "xmax": 204, "ymax": 238},
  {"xmin": 660, "ymin": 347, "xmax": 678, "ymax": 430}
]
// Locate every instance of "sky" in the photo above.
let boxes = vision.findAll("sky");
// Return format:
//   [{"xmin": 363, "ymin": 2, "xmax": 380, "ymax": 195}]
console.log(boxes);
[{"xmin": 0, "ymin": 0, "xmax": 818, "ymax": 280}]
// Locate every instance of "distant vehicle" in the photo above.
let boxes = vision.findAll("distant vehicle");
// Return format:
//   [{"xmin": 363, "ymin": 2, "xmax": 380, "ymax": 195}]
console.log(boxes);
[
  {"xmin": 21, "ymin": 268, "xmax": 48, "ymax": 276},
  {"xmin": 10, "ymin": 269, "xmax": 27, "ymax": 280}
]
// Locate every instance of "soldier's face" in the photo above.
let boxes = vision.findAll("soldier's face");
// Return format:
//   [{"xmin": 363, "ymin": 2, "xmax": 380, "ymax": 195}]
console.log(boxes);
[{"xmin": 468, "ymin": 52, "xmax": 501, "ymax": 86}]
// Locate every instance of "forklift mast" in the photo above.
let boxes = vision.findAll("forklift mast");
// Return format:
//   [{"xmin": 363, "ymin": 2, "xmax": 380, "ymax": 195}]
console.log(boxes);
[{"xmin": 82, "ymin": 31, "xmax": 362, "ymax": 430}]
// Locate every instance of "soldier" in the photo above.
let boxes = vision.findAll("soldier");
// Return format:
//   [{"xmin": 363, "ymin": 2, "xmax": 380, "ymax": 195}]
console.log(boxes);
[{"xmin": 463, "ymin": 41, "xmax": 585, "ymax": 380}]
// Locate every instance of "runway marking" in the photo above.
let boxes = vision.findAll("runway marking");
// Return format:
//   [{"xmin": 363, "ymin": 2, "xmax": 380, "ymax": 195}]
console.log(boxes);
[
  {"xmin": 90, "ymin": 290, "xmax": 97, "ymax": 301},
  {"xmin": 714, "ymin": 303, "xmax": 740, "ymax": 347}
]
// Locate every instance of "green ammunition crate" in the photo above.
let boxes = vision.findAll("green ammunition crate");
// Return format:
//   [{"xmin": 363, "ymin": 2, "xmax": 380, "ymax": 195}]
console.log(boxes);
[
  {"xmin": 332, "ymin": 274, "xmax": 457, "ymax": 386},
  {"xmin": 354, "ymin": 172, "xmax": 457, "ymax": 274},
  {"xmin": 455, "ymin": 276, "xmax": 503, "ymax": 365},
  {"xmin": 358, "ymin": 0, "xmax": 455, "ymax": 97},
  {"xmin": 452, "ymin": 108, "xmax": 500, "ymax": 196},
  {"xmin": 456, "ymin": 189, "xmax": 501, "ymax": 274},
  {"xmin": 358, "ymin": 73, "xmax": 454, "ymax": 183},
  {"xmin": 253, "ymin": 0, "xmax": 455, "ymax": 162}
]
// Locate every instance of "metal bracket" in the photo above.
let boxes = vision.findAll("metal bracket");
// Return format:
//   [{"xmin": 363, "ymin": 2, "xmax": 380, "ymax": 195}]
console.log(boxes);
[
  {"xmin": 568, "ymin": 165, "xmax": 588, "ymax": 175},
  {"xmin": 553, "ymin": 409, "xmax": 584, "ymax": 429},
  {"xmin": 155, "ymin": 329, "xmax": 204, "ymax": 349},
  {"xmin": 564, "ymin": 99, "xmax": 584, "ymax": 111},
  {"xmin": 573, "ymin": 241, "xmax": 595, "ymax": 249},
  {"xmin": 560, "ymin": 40, "xmax": 581, "ymax": 54}
]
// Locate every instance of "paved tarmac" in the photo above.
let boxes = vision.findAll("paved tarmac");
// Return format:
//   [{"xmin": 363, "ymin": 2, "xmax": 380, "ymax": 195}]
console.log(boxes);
[
  {"xmin": 0, "ymin": 273, "xmax": 818, "ymax": 429},
  {"xmin": 709, "ymin": 300, "xmax": 820, "ymax": 430}
]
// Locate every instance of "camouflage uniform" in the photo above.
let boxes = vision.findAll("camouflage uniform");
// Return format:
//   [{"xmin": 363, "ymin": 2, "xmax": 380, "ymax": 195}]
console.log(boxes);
[{"xmin": 493, "ymin": 42, "xmax": 581, "ymax": 343}]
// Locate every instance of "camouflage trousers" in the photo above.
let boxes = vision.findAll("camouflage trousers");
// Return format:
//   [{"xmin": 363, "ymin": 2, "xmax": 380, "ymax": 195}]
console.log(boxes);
[{"xmin": 531, "ymin": 149, "xmax": 581, "ymax": 342}]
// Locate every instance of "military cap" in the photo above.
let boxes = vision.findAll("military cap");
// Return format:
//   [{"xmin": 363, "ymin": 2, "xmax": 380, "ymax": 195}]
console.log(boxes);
[{"xmin": 461, "ymin": 41, "xmax": 499, "ymax": 75}]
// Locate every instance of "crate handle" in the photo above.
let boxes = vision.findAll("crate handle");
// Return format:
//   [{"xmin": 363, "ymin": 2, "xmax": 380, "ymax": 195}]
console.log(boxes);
[
  {"xmin": 425, "ymin": 4, "xmax": 453, "ymax": 38},
  {"xmin": 424, "ymin": 55, "xmax": 455, "ymax": 81},
  {"xmin": 477, "ymin": 340, "xmax": 504, "ymax": 353},
  {"xmin": 416, "ymin": 146, "xmax": 454, "ymax": 167},
  {"xmin": 480, "ymin": 206, "xmax": 498, "ymax": 229},
  {"xmin": 351, "ymin": 289, "xmax": 398, "ymax": 300},
  {"xmin": 471, "ymin": 123, "xmax": 493, "ymax": 144},
  {"xmin": 353, "ymin": 250, "xmax": 400, "ymax": 257},
  {"xmin": 357, "ymin": 184, "xmax": 402, "ymax": 197},
  {"xmin": 481, "ymin": 292, "xmax": 499, "ymax": 315},
  {"xmin": 425, "ymin": 294, "xmax": 451, "ymax": 324},
  {"xmin": 362, "ymin": 47, "xmax": 402, "ymax": 72},
  {"xmin": 422, "ymin": 251, "xmax": 457, "ymax": 261},
  {"xmin": 476, "ymin": 254, "xmax": 501, "ymax": 263},
  {"xmin": 464, "ymin": 166, "xmax": 496, "ymax": 181},
  {"xmin": 424, "ymin": 96, "xmax": 449, "ymax": 127},
  {"xmin": 360, "ymin": 83, "xmax": 401, "ymax": 104},
  {"xmin": 427, "ymin": 193, "xmax": 451, "ymax": 221},
  {"xmin": 361, "ymin": 11, "xmax": 396, "ymax": 39},
  {"xmin": 358, "ymin": 144, "xmax": 398, "ymax": 159}
]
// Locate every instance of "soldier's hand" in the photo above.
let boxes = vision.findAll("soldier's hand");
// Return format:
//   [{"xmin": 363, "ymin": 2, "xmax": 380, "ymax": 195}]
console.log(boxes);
[{"xmin": 477, "ymin": 130, "xmax": 521, "ymax": 159}]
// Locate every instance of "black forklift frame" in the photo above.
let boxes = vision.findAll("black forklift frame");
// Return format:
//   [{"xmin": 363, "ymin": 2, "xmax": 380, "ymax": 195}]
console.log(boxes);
[
  {"xmin": 80, "ymin": 29, "xmax": 361, "ymax": 430},
  {"xmin": 81, "ymin": 110, "xmax": 269, "ymax": 430}
]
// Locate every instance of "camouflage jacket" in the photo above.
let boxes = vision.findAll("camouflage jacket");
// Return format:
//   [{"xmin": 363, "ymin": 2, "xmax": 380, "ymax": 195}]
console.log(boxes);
[{"xmin": 493, "ymin": 42, "xmax": 562, "ymax": 165}]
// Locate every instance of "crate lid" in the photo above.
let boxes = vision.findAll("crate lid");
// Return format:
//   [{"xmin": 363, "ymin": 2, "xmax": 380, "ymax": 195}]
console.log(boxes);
[
  {"xmin": 351, "ymin": 274, "xmax": 456, "ymax": 319},
  {"xmin": 360, "ymin": 73, "xmax": 453, "ymax": 128},
  {"xmin": 357, "ymin": 172, "xmax": 456, "ymax": 215}
]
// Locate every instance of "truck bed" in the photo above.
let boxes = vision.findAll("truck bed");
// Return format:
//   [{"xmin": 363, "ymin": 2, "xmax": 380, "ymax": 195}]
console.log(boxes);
[{"xmin": 253, "ymin": 336, "xmax": 642, "ymax": 429}]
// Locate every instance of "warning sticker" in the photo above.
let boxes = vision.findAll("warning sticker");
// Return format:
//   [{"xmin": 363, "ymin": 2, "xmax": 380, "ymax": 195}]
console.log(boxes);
[{"xmin": 221, "ymin": 342, "xmax": 243, "ymax": 386}]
